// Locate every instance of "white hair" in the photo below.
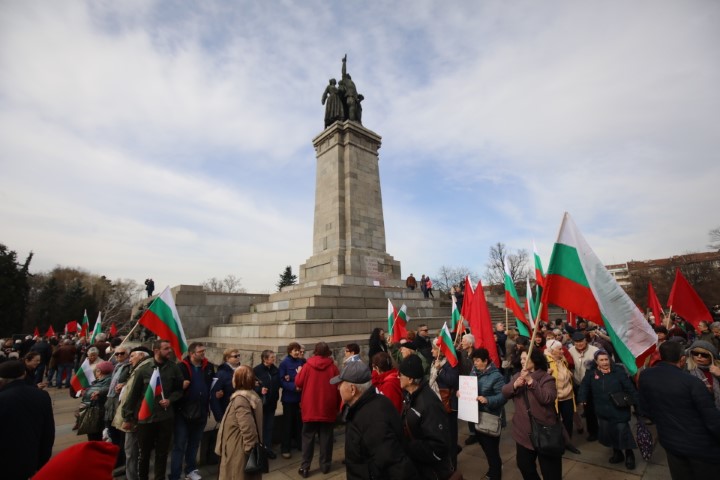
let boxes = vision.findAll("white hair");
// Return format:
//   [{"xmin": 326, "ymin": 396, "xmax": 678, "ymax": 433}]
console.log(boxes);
[
  {"xmin": 463, "ymin": 334, "xmax": 475, "ymax": 345},
  {"xmin": 545, "ymin": 339, "xmax": 563, "ymax": 351}
]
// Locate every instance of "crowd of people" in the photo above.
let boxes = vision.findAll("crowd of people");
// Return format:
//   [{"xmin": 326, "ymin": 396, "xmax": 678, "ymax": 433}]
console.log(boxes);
[{"xmin": 2, "ymin": 309, "xmax": 720, "ymax": 480}]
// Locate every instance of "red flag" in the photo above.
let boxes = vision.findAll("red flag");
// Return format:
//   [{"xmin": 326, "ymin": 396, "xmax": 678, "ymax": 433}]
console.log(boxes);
[
  {"xmin": 110, "ymin": 322, "xmax": 118, "ymax": 337},
  {"xmin": 647, "ymin": 282, "xmax": 664, "ymax": 326},
  {"xmin": 467, "ymin": 279, "xmax": 501, "ymax": 367},
  {"xmin": 33, "ymin": 327, "xmax": 40, "ymax": 337},
  {"xmin": 65, "ymin": 320, "xmax": 78, "ymax": 334},
  {"xmin": 460, "ymin": 276, "xmax": 474, "ymax": 324},
  {"xmin": 45, "ymin": 325, "xmax": 55, "ymax": 338},
  {"xmin": 667, "ymin": 268, "xmax": 712, "ymax": 328}
]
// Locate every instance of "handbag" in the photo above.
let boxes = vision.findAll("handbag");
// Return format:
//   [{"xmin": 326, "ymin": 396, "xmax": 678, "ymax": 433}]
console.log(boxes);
[
  {"xmin": 438, "ymin": 388, "xmax": 453, "ymax": 413},
  {"xmin": 522, "ymin": 389, "xmax": 565, "ymax": 456},
  {"xmin": 609, "ymin": 391, "xmax": 634, "ymax": 408},
  {"xmin": 76, "ymin": 402, "xmax": 103, "ymax": 435},
  {"xmin": 240, "ymin": 396, "xmax": 268, "ymax": 474},
  {"xmin": 475, "ymin": 411, "xmax": 501, "ymax": 437}
]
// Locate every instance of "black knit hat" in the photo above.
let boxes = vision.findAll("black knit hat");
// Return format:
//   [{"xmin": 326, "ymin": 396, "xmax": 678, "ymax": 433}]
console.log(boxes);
[
  {"xmin": 399, "ymin": 354, "xmax": 424, "ymax": 379},
  {"xmin": 0, "ymin": 360, "xmax": 26, "ymax": 379}
]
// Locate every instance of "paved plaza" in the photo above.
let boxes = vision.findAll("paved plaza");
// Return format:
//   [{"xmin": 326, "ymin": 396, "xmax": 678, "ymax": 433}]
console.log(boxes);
[{"xmin": 48, "ymin": 387, "xmax": 672, "ymax": 480}]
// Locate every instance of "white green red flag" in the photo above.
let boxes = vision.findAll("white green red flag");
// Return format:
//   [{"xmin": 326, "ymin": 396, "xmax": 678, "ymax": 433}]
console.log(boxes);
[
  {"xmin": 138, "ymin": 367, "xmax": 163, "ymax": 421},
  {"xmin": 387, "ymin": 299, "xmax": 395, "ymax": 336},
  {"xmin": 526, "ymin": 277, "xmax": 537, "ymax": 329},
  {"xmin": 450, "ymin": 296, "xmax": 462, "ymax": 333},
  {"xmin": 80, "ymin": 309, "xmax": 89, "ymax": 338},
  {"xmin": 542, "ymin": 213, "xmax": 657, "ymax": 374},
  {"xmin": 89, "ymin": 312, "xmax": 102, "ymax": 344},
  {"xmin": 533, "ymin": 240, "xmax": 546, "ymax": 288},
  {"xmin": 138, "ymin": 286, "xmax": 188, "ymax": 359},
  {"xmin": 70, "ymin": 358, "xmax": 96, "ymax": 395},
  {"xmin": 504, "ymin": 259, "xmax": 530, "ymax": 336},
  {"xmin": 437, "ymin": 323, "xmax": 459, "ymax": 367}
]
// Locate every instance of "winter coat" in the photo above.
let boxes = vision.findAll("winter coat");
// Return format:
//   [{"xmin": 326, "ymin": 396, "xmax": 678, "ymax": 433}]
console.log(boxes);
[
  {"xmin": 502, "ymin": 369, "xmax": 559, "ymax": 451},
  {"xmin": 211, "ymin": 362, "xmax": 236, "ymax": 421},
  {"xmin": 177, "ymin": 357, "xmax": 215, "ymax": 421},
  {"xmin": 122, "ymin": 357, "xmax": 184, "ymax": 424},
  {"xmin": 345, "ymin": 388, "xmax": 418, "ymax": 480},
  {"xmin": 402, "ymin": 380, "xmax": 453, "ymax": 480},
  {"xmin": 253, "ymin": 362, "xmax": 281, "ymax": 408},
  {"xmin": 578, "ymin": 363, "xmax": 638, "ymax": 423},
  {"xmin": 295, "ymin": 355, "xmax": 340, "ymax": 423},
  {"xmin": 639, "ymin": 361, "xmax": 720, "ymax": 464},
  {"xmin": 371, "ymin": 368, "xmax": 403, "ymax": 413},
  {"xmin": 279, "ymin": 355, "xmax": 305, "ymax": 404},
  {"xmin": 433, "ymin": 359, "xmax": 460, "ymax": 411},
  {"xmin": 546, "ymin": 354, "xmax": 576, "ymax": 411},
  {"xmin": 214, "ymin": 389, "xmax": 263, "ymax": 480},
  {"xmin": 472, "ymin": 363, "xmax": 506, "ymax": 416},
  {"xmin": 113, "ymin": 356, "xmax": 153, "ymax": 431},
  {"xmin": 0, "ymin": 380, "xmax": 55, "ymax": 480}
]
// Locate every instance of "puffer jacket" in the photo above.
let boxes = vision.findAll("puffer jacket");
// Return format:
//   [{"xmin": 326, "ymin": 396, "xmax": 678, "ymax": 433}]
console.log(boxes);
[
  {"xmin": 472, "ymin": 363, "xmax": 506, "ymax": 416},
  {"xmin": 279, "ymin": 355, "xmax": 305, "ymax": 404}
]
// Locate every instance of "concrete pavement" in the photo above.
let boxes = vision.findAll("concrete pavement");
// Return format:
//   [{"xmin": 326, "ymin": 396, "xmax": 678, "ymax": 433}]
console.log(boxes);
[{"xmin": 48, "ymin": 387, "xmax": 671, "ymax": 479}]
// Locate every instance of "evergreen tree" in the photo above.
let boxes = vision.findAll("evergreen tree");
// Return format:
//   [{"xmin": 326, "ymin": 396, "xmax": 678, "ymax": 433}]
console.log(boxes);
[
  {"xmin": 277, "ymin": 266, "xmax": 297, "ymax": 291},
  {"xmin": 0, "ymin": 244, "xmax": 33, "ymax": 336}
]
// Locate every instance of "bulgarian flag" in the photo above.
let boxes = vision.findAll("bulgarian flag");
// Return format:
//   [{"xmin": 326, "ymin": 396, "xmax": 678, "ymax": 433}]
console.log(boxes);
[
  {"xmin": 390, "ymin": 303, "xmax": 409, "ymax": 343},
  {"xmin": 526, "ymin": 277, "xmax": 537, "ymax": 329},
  {"xmin": 387, "ymin": 299, "xmax": 395, "ymax": 337},
  {"xmin": 504, "ymin": 259, "xmax": 530, "ymax": 336},
  {"xmin": 80, "ymin": 309, "xmax": 89, "ymax": 338},
  {"xmin": 89, "ymin": 312, "xmax": 102, "ymax": 344},
  {"xmin": 647, "ymin": 282, "xmax": 664, "ymax": 326},
  {"xmin": 70, "ymin": 358, "xmax": 96, "ymax": 396},
  {"xmin": 138, "ymin": 367, "xmax": 163, "ymax": 421},
  {"xmin": 542, "ymin": 213, "xmax": 657, "ymax": 374},
  {"xmin": 437, "ymin": 323, "xmax": 459, "ymax": 367},
  {"xmin": 533, "ymin": 240, "xmax": 546, "ymax": 288},
  {"xmin": 450, "ymin": 295, "xmax": 462, "ymax": 333},
  {"xmin": 138, "ymin": 286, "xmax": 188, "ymax": 359}
]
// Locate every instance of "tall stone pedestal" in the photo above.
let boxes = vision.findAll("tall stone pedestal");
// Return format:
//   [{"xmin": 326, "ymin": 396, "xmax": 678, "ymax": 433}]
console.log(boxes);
[{"xmin": 299, "ymin": 121, "xmax": 402, "ymax": 287}]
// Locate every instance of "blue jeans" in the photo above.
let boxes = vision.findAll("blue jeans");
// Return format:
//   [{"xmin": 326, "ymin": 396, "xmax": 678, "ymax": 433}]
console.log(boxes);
[
  {"xmin": 169, "ymin": 415, "xmax": 207, "ymax": 480},
  {"xmin": 56, "ymin": 363, "xmax": 74, "ymax": 388}
]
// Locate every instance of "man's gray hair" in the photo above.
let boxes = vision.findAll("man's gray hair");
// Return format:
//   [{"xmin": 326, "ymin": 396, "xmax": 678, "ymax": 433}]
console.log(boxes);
[
  {"xmin": 87, "ymin": 347, "xmax": 99, "ymax": 355},
  {"xmin": 463, "ymin": 333, "xmax": 475, "ymax": 344},
  {"xmin": 96, "ymin": 333, "xmax": 107, "ymax": 342},
  {"xmin": 710, "ymin": 322, "xmax": 720, "ymax": 331},
  {"xmin": 349, "ymin": 380, "xmax": 373, "ymax": 394}
]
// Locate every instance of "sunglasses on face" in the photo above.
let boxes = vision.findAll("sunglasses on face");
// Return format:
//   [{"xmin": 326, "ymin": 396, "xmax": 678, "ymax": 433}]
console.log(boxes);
[{"xmin": 691, "ymin": 351, "xmax": 712, "ymax": 359}]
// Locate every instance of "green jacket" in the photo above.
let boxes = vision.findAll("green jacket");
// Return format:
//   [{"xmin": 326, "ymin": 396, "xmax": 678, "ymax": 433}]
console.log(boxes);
[{"xmin": 122, "ymin": 357, "xmax": 184, "ymax": 424}]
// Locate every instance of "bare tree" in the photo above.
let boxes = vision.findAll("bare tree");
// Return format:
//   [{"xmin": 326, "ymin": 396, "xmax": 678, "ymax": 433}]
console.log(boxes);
[
  {"xmin": 709, "ymin": 227, "xmax": 720, "ymax": 250},
  {"xmin": 484, "ymin": 242, "xmax": 529, "ymax": 286},
  {"xmin": 435, "ymin": 265, "xmax": 478, "ymax": 294},
  {"xmin": 201, "ymin": 275, "xmax": 246, "ymax": 293}
]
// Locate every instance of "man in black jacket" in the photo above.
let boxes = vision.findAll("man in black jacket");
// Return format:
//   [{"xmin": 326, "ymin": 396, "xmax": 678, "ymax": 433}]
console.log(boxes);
[
  {"xmin": 639, "ymin": 341, "xmax": 720, "ymax": 479},
  {"xmin": 332, "ymin": 361, "xmax": 417, "ymax": 479},
  {"xmin": 0, "ymin": 360, "xmax": 55, "ymax": 480}
]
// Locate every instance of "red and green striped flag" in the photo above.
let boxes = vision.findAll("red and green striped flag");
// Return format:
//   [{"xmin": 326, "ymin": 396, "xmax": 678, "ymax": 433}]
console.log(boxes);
[
  {"xmin": 450, "ymin": 295, "xmax": 462, "ymax": 332},
  {"xmin": 437, "ymin": 323, "xmax": 459, "ymax": 367},
  {"xmin": 542, "ymin": 213, "xmax": 657, "ymax": 374},
  {"xmin": 387, "ymin": 299, "xmax": 395, "ymax": 337},
  {"xmin": 504, "ymin": 259, "xmax": 530, "ymax": 336},
  {"xmin": 138, "ymin": 367, "xmax": 163, "ymax": 421},
  {"xmin": 533, "ymin": 240, "xmax": 546, "ymax": 288},
  {"xmin": 138, "ymin": 287, "xmax": 188, "ymax": 359},
  {"xmin": 70, "ymin": 358, "xmax": 96, "ymax": 396}
]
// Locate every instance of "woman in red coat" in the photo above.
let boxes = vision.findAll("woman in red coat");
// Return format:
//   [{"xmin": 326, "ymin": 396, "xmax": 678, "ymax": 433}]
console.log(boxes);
[
  {"xmin": 295, "ymin": 342, "xmax": 340, "ymax": 477},
  {"xmin": 370, "ymin": 352, "xmax": 403, "ymax": 413}
]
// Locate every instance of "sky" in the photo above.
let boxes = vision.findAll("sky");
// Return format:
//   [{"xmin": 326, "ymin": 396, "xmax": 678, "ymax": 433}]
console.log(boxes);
[{"xmin": 1, "ymin": 0, "xmax": 719, "ymax": 294}]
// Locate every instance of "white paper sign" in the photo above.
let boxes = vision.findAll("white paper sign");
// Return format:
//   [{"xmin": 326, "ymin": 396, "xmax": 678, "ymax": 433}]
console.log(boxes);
[{"xmin": 457, "ymin": 375, "xmax": 478, "ymax": 423}]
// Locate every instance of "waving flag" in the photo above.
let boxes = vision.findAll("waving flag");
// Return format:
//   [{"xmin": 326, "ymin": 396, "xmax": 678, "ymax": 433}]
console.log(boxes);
[
  {"xmin": 647, "ymin": 282, "xmax": 664, "ymax": 326},
  {"xmin": 89, "ymin": 312, "xmax": 102, "ymax": 344},
  {"xmin": 467, "ymin": 279, "xmax": 501, "ymax": 366},
  {"xmin": 504, "ymin": 259, "xmax": 530, "ymax": 336},
  {"xmin": 33, "ymin": 327, "xmax": 40, "ymax": 337},
  {"xmin": 110, "ymin": 322, "xmax": 118, "ymax": 337},
  {"xmin": 65, "ymin": 320, "xmax": 78, "ymax": 334},
  {"xmin": 667, "ymin": 268, "xmax": 712, "ymax": 327},
  {"xmin": 80, "ymin": 309, "xmax": 89, "ymax": 338},
  {"xmin": 437, "ymin": 323, "xmax": 459, "ymax": 367},
  {"xmin": 138, "ymin": 368, "xmax": 163, "ymax": 421},
  {"xmin": 70, "ymin": 358, "xmax": 96, "ymax": 396},
  {"xmin": 45, "ymin": 325, "xmax": 55, "ymax": 338},
  {"xmin": 450, "ymin": 296, "xmax": 462, "ymax": 332},
  {"xmin": 138, "ymin": 287, "xmax": 188, "ymax": 359},
  {"xmin": 542, "ymin": 213, "xmax": 657, "ymax": 374},
  {"xmin": 533, "ymin": 240, "xmax": 546, "ymax": 288},
  {"xmin": 526, "ymin": 277, "xmax": 537, "ymax": 329}
]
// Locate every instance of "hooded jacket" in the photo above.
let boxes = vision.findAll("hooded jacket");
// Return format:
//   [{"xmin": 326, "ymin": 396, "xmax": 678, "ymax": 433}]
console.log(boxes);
[
  {"xmin": 372, "ymin": 368, "xmax": 403, "ymax": 413},
  {"xmin": 295, "ymin": 355, "xmax": 340, "ymax": 423}
]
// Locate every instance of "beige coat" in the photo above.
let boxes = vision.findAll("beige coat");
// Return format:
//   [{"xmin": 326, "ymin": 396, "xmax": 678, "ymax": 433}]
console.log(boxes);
[{"xmin": 214, "ymin": 389, "xmax": 264, "ymax": 480}]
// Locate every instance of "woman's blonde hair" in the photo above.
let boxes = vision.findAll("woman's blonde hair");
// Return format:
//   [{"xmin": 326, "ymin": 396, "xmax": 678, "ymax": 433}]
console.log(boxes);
[{"xmin": 232, "ymin": 365, "xmax": 257, "ymax": 390}]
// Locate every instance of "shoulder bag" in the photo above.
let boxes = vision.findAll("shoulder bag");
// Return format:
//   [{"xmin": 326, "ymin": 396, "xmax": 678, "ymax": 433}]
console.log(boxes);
[
  {"xmin": 76, "ymin": 401, "xmax": 103, "ymax": 435},
  {"xmin": 475, "ymin": 410, "xmax": 502, "ymax": 437},
  {"xmin": 522, "ymin": 388, "xmax": 565, "ymax": 456},
  {"xmin": 609, "ymin": 391, "xmax": 634, "ymax": 409},
  {"xmin": 239, "ymin": 395, "xmax": 268, "ymax": 474}
]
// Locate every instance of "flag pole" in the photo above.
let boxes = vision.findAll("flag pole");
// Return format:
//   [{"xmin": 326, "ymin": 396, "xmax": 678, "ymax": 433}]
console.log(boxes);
[
  {"xmin": 526, "ymin": 302, "xmax": 545, "ymax": 361},
  {"xmin": 505, "ymin": 308, "xmax": 509, "ymax": 332},
  {"xmin": 665, "ymin": 306, "xmax": 673, "ymax": 330},
  {"xmin": 110, "ymin": 320, "xmax": 144, "ymax": 360}
]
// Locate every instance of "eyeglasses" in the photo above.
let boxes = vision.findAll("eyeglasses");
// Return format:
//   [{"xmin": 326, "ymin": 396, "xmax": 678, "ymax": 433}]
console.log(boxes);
[
  {"xmin": 115, "ymin": 352, "xmax": 127, "ymax": 356},
  {"xmin": 691, "ymin": 351, "xmax": 712, "ymax": 359}
]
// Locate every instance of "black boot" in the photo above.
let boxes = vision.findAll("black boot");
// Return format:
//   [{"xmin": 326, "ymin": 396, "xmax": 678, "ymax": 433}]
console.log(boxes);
[
  {"xmin": 608, "ymin": 449, "xmax": 624, "ymax": 464},
  {"xmin": 625, "ymin": 449, "xmax": 635, "ymax": 470}
]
